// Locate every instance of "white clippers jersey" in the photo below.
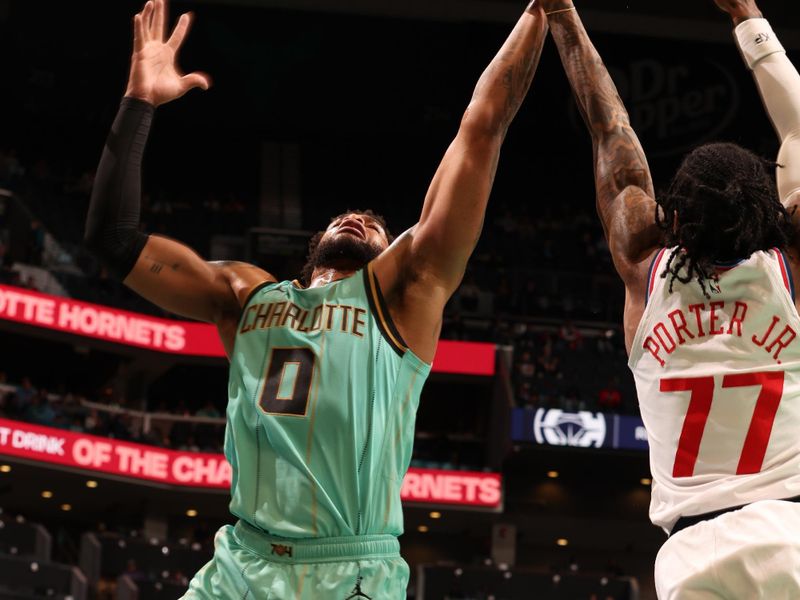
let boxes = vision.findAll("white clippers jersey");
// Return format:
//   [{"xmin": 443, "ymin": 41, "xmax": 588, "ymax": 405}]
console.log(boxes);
[{"xmin": 629, "ymin": 248, "xmax": 800, "ymax": 533}]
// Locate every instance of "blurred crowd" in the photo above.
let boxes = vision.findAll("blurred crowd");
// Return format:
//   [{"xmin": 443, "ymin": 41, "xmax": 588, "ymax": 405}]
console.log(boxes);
[
  {"xmin": 506, "ymin": 324, "xmax": 634, "ymax": 415},
  {"xmin": 0, "ymin": 373, "xmax": 226, "ymax": 453}
]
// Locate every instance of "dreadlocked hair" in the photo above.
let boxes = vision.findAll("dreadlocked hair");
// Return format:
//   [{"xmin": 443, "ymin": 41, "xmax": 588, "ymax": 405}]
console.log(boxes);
[
  {"xmin": 301, "ymin": 209, "xmax": 395, "ymax": 285},
  {"xmin": 655, "ymin": 142, "xmax": 794, "ymax": 298}
]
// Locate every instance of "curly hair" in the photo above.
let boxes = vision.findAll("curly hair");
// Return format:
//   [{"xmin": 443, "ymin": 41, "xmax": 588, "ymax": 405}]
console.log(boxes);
[
  {"xmin": 301, "ymin": 209, "xmax": 395, "ymax": 285},
  {"xmin": 655, "ymin": 143, "xmax": 795, "ymax": 298}
]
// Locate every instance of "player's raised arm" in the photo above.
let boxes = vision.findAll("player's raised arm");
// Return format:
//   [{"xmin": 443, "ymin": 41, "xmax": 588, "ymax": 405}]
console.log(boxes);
[
  {"xmin": 377, "ymin": 2, "xmax": 548, "ymax": 289},
  {"xmin": 84, "ymin": 0, "xmax": 272, "ymax": 339},
  {"xmin": 715, "ymin": 1, "xmax": 800, "ymax": 237},
  {"xmin": 542, "ymin": 1, "xmax": 660, "ymax": 284}
]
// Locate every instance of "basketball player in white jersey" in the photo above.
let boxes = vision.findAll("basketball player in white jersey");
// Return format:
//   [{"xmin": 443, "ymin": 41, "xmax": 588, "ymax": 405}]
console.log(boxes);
[{"xmin": 540, "ymin": 0, "xmax": 800, "ymax": 597}]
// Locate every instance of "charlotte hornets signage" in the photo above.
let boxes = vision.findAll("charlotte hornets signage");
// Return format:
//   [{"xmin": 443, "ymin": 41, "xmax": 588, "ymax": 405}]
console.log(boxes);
[
  {"xmin": 512, "ymin": 408, "xmax": 649, "ymax": 451},
  {"xmin": 0, "ymin": 418, "xmax": 503, "ymax": 508},
  {"xmin": 0, "ymin": 284, "xmax": 495, "ymax": 375}
]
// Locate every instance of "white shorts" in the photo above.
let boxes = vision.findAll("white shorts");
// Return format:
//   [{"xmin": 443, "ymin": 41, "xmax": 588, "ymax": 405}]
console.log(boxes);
[{"xmin": 655, "ymin": 500, "xmax": 800, "ymax": 599}]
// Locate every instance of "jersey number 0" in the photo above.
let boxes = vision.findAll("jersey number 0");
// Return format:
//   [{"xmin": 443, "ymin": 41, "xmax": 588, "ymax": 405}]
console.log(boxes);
[{"xmin": 259, "ymin": 347, "xmax": 317, "ymax": 416}]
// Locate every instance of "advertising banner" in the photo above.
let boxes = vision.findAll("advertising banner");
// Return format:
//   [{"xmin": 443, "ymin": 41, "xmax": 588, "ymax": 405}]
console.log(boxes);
[
  {"xmin": 0, "ymin": 285, "xmax": 495, "ymax": 375},
  {"xmin": 511, "ymin": 408, "xmax": 649, "ymax": 451},
  {"xmin": 0, "ymin": 285, "xmax": 221, "ymax": 357},
  {"xmin": 0, "ymin": 418, "xmax": 503, "ymax": 508},
  {"xmin": 400, "ymin": 468, "xmax": 502, "ymax": 509}
]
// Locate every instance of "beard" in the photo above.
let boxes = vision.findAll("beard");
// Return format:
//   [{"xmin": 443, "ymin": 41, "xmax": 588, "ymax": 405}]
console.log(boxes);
[{"xmin": 303, "ymin": 234, "xmax": 383, "ymax": 282}]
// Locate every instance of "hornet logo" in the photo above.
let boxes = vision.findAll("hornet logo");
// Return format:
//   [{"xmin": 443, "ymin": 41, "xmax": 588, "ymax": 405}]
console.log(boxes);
[{"xmin": 533, "ymin": 409, "xmax": 607, "ymax": 448}]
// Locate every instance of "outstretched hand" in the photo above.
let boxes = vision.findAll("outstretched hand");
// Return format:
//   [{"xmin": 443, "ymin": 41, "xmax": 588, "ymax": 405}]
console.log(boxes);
[
  {"xmin": 125, "ymin": 0, "xmax": 210, "ymax": 107},
  {"xmin": 712, "ymin": 0, "xmax": 762, "ymax": 22}
]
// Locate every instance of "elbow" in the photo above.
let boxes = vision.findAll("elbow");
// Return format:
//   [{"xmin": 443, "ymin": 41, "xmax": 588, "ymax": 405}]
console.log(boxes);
[
  {"xmin": 460, "ymin": 104, "xmax": 507, "ymax": 141},
  {"xmin": 83, "ymin": 214, "xmax": 104, "ymax": 256}
]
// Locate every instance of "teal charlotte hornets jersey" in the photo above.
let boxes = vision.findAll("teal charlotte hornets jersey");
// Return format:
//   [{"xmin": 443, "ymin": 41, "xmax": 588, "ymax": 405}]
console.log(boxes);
[{"xmin": 226, "ymin": 263, "xmax": 431, "ymax": 539}]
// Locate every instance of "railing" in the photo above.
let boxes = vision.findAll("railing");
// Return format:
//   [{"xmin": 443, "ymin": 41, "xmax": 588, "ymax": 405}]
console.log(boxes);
[{"xmin": 79, "ymin": 400, "xmax": 225, "ymax": 437}]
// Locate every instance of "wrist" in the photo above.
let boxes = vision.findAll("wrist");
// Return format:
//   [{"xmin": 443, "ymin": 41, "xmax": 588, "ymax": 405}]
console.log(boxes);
[
  {"xmin": 735, "ymin": 17, "xmax": 784, "ymax": 69},
  {"xmin": 727, "ymin": 1, "xmax": 762, "ymax": 26},
  {"xmin": 541, "ymin": 1, "xmax": 574, "ymax": 16},
  {"xmin": 121, "ymin": 96, "xmax": 157, "ymax": 112},
  {"xmin": 124, "ymin": 87, "xmax": 157, "ymax": 108},
  {"xmin": 732, "ymin": 10, "xmax": 763, "ymax": 27}
]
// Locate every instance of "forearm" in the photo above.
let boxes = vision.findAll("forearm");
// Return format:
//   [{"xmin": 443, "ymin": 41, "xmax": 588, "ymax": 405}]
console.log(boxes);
[
  {"xmin": 547, "ymin": 4, "xmax": 653, "ymax": 215},
  {"xmin": 734, "ymin": 16, "xmax": 800, "ymax": 202},
  {"xmin": 84, "ymin": 98, "xmax": 153, "ymax": 278},
  {"xmin": 464, "ymin": 2, "xmax": 549, "ymax": 136},
  {"xmin": 414, "ymin": 1, "xmax": 548, "ymax": 282}
]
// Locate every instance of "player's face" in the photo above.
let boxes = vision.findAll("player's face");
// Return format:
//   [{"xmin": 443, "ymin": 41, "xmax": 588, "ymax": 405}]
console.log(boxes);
[
  {"xmin": 322, "ymin": 213, "xmax": 390, "ymax": 251},
  {"xmin": 307, "ymin": 213, "xmax": 390, "ymax": 276}
]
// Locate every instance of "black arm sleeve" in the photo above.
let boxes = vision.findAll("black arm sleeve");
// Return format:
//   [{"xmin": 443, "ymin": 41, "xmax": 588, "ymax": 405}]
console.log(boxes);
[{"xmin": 84, "ymin": 97, "xmax": 154, "ymax": 279}]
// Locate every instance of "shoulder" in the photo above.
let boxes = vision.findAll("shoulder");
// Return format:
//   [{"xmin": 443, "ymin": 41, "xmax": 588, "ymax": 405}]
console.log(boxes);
[{"xmin": 211, "ymin": 261, "xmax": 278, "ymax": 311}]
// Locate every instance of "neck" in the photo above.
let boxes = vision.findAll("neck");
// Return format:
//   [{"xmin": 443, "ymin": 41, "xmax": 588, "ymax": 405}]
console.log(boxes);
[{"xmin": 308, "ymin": 267, "xmax": 357, "ymax": 288}]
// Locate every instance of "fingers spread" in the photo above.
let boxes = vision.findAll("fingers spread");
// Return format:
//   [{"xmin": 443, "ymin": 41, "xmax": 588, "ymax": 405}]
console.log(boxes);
[
  {"xmin": 142, "ymin": 1, "xmax": 155, "ymax": 36},
  {"xmin": 153, "ymin": 0, "xmax": 166, "ymax": 42},
  {"xmin": 167, "ymin": 12, "xmax": 193, "ymax": 51}
]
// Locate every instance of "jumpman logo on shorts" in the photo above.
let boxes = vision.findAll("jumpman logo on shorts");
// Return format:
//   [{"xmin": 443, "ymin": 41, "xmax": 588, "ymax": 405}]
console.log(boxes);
[{"xmin": 344, "ymin": 575, "xmax": 372, "ymax": 600}]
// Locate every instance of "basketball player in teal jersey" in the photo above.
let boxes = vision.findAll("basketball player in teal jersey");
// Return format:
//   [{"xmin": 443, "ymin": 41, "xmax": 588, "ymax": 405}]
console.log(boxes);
[{"xmin": 84, "ymin": 0, "xmax": 548, "ymax": 597}]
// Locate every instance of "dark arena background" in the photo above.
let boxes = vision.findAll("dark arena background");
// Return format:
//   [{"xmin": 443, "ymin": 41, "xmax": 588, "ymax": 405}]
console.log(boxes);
[{"xmin": 0, "ymin": 0, "xmax": 798, "ymax": 598}]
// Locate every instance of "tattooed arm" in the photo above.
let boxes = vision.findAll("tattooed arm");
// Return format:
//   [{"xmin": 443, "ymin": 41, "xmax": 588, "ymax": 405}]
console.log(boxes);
[
  {"xmin": 544, "ymin": 2, "xmax": 660, "ymax": 275},
  {"xmin": 542, "ymin": 1, "xmax": 661, "ymax": 351},
  {"xmin": 412, "ymin": 1, "xmax": 548, "ymax": 286},
  {"xmin": 372, "ymin": 1, "xmax": 549, "ymax": 361}
]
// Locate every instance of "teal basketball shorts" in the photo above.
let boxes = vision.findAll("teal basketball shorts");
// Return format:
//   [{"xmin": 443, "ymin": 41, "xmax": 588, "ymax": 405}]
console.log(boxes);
[{"xmin": 182, "ymin": 521, "xmax": 409, "ymax": 600}]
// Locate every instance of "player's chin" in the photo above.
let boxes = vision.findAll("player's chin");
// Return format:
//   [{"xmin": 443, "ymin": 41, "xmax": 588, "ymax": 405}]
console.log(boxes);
[{"xmin": 315, "ymin": 235, "xmax": 383, "ymax": 269}]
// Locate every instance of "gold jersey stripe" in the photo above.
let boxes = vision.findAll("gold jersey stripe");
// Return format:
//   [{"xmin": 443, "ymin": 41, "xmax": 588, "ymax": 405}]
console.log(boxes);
[{"xmin": 367, "ymin": 263, "xmax": 407, "ymax": 353}]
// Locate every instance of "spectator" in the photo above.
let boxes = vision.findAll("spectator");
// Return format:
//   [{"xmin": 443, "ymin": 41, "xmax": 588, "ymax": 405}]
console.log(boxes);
[
  {"xmin": 537, "ymin": 341, "xmax": 560, "ymax": 377},
  {"xmin": 516, "ymin": 351, "xmax": 536, "ymax": 384},
  {"xmin": 558, "ymin": 320, "xmax": 583, "ymax": 351},
  {"xmin": 195, "ymin": 400, "xmax": 221, "ymax": 419},
  {"xmin": 34, "ymin": 391, "xmax": 57, "ymax": 426},
  {"xmin": 123, "ymin": 559, "xmax": 147, "ymax": 583},
  {"xmin": 517, "ymin": 381, "xmax": 536, "ymax": 409},
  {"xmin": 14, "ymin": 376, "xmax": 37, "ymax": 415},
  {"xmin": 596, "ymin": 330, "xmax": 615, "ymax": 353},
  {"xmin": 22, "ymin": 275, "xmax": 39, "ymax": 291},
  {"xmin": 84, "ymin": 408, "xmax": 101, "ymax": 433},
  {"xmin": 598, "ymin": 377, "xmax": 623, "ymax": 412}
]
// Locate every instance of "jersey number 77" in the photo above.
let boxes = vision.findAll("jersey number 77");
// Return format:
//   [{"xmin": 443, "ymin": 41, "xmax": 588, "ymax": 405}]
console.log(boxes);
[{"xmin": 660, "ymin": 371, "xmax": 785, "ymax": 478}]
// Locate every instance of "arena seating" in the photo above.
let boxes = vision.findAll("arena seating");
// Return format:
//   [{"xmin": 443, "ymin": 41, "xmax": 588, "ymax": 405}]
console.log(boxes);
[{"xmin": 0, "ymin": 512, "xmax": 87, "ymax": 600}]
